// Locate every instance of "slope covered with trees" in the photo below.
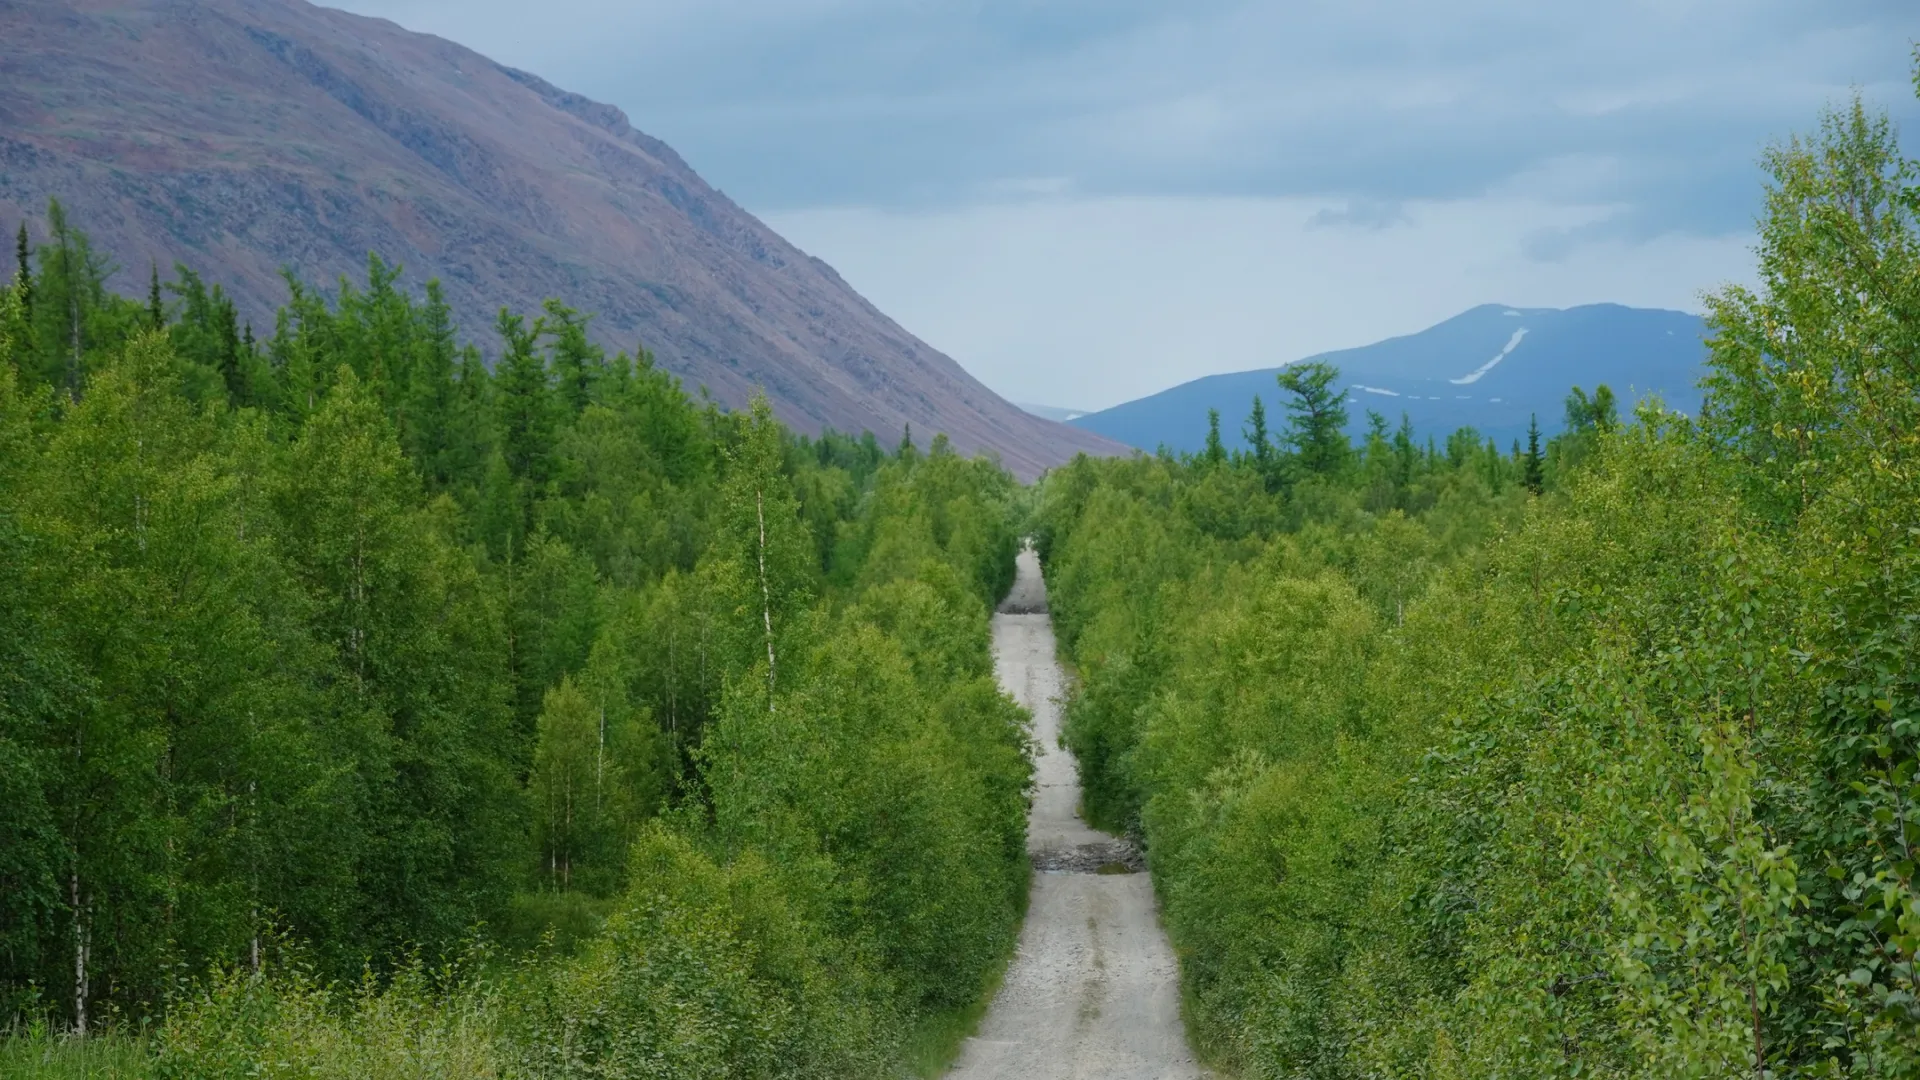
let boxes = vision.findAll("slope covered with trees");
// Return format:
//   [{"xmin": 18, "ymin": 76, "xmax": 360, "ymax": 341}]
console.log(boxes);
[
  {"xmin": 0, "ymin": 206, "xmax": 1032, "ymax": 1076},
  {"xmin": 1037, "ymin": 80, "xmax": 1920, "ymax": 1078}
]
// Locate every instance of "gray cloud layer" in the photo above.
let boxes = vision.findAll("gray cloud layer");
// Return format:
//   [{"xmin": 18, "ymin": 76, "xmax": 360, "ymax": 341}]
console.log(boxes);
[
  {"xmin": 329, "ymin": 2, "xmax": 1919, "ymax": 406},
  {"xmin": 340, "ymin": 1, "xmax": 1916, "ymax": 233}
]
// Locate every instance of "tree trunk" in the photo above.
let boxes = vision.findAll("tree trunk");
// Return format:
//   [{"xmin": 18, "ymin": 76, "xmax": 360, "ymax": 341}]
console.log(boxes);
[
  {"xmin": 69, "ymin": 871, "xmax": 88, "ymax": 1038},
  {"xmin": 756, "ymin": 489, "xmax": 777, "ymax": 711}
]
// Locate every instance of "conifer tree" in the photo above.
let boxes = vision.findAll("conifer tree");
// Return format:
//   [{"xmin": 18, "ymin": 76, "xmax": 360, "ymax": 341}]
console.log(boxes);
[
  {"xmin": 1244, "ymin": 394, "xmax": 1272, "ymax": 475},
  {"xmin": 146, "ymin": 263, "xmax": 163, "ymax": 331},
  {"xmin": 13, "ymin": 223, "xmax": 29, "ymax": 319},
  {"xmin": 1276, "ymin": 360, "xmax": 1349, "ymax": 476},
  {"xmin": 1393, "ymin": 413, "xmax": 1418, "ymax": 490},
  {"xmin": 542, "ymin": 300, "xmax": 601, "ymax": 416},
  {"xmin": 404, "ymin": 280, "xmax": 460, "ymax": 487},
  {"xmin": 445, "ymin": 344, "xmax": 494, "ymax": 492},
  {"xmin": 1523, "ymin": 413, "xmax": 1545, "ymax": 493},
  {"xmin": 264, "ymin": 272, "xmax": 330, "ymax": 420},
  {"xmin": 216, "ymin": 295, "xmax": 244, "ymax": 405},
  {"xmin": 494, "ymin": 307, "xmax": 555, "ymax": 532},
  {"xmin": 1203, "ymin": 408, "xmax": 1227, "ymax": 466}
]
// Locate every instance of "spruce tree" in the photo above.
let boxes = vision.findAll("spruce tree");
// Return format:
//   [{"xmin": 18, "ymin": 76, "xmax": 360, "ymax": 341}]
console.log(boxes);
[
  {"xmin": 147, "ymin": 262, "xmax": 164, "ymax": 330},
  {"xmin": 13, "ymin": 223, "xmax": 28, "ymax": 318},
  {"xmin": 1394, "ymin": 413, "xmax": 1418, "ymax": 490},
  {"xmin": 217, "ymin": 295, "xmax": 244, "ymax": 405},
  {"xmin": 1523, "ymin": 413, "xmax": 1545, "ymax": 494},
  {"xmin": 405, "ymin": 280, "xmax": 460, "ymax": 487},
  {"xmin": 495, "ymin": 308, "xmax": 554, "ymax": 489},
  {"xmin": 542, "ymin": 300, "xmax": 601, "ymax": 416},
  {"xmin": 1244, "ymin": 394, "xmax": 1271, "ymax": 474},
  {"xmin": 446, "ymin": 344, "xmax": 494, "ymax": 494},
  {"xmin": 894, "ymin": 421, "xmax": 923, "ymax": 472},
  {"xmin": 1203, "ymin": 408, "xmax": 1226, "ymax": 466}
]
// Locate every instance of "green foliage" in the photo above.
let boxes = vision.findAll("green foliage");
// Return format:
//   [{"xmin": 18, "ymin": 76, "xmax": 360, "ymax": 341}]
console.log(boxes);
[
  {"xmin": 506, "ymin": 826, "xmax": 898, "ymax": 1079},
  {"xmin": 1, "ymin": 1032, "xmax": 153, "ymax": 1079},
  {"xmin": 0, "ymin": 200, "xmax": 1032, "ymax": 1076},
  {"xmin": 1035, "ymin": 69, "xmax": 1920, "ymax": 1078},
  {"xmin": 1276, "ymin": 359, "xmax": 1350, "ymax": 478},
  {"xmin": 1524, "ymin": 412, "xmax": 1545, "ymax": 493}
]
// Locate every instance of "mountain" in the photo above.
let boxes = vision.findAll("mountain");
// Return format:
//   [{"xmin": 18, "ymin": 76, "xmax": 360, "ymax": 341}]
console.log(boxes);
[
  {"xmin": 0, "ymin": 0, "xmax": 1124, "ymax": 478},
  {"xmin": 1071, "ymin": 304, "xmax": 1709, "ymax": 453}
]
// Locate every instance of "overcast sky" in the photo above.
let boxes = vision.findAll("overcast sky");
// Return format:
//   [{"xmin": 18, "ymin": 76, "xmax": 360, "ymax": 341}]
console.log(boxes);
[{"xmin": 334, "ymin": 1, "xmax": 1917, "ymax": 410}]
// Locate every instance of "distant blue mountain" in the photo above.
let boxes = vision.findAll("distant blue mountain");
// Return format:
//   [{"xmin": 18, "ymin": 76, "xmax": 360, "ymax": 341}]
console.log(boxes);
[{"xmin": 1071, "ymin": 304, "xmax": 1710, "ymax": 453}]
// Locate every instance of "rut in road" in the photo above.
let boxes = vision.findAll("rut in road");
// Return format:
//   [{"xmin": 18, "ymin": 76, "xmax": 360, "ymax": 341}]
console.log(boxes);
[{"xmin": 948, "ymin": 547, "xmax": 1204, "ymax": 1079}]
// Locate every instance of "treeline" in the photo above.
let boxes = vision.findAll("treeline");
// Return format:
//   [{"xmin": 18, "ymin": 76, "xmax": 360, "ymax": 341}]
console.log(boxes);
[
  {"xmin": 1037, "ymin": 88, "xmax": 1920, "ymax": 1078},
  {"xmin": 0, "ymin": 206, "xmax": 1031, "ymax": 1075}
]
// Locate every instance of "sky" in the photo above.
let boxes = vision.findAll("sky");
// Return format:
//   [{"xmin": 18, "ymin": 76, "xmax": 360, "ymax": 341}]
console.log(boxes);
[{"xmin": 334, "ymin": 0, "xmax": 1918, "ymax": 411}]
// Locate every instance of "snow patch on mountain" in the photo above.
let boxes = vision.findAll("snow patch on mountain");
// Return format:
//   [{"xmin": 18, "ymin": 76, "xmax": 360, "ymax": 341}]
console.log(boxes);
[{"xmin": 1451, "ymin": 328, "xmax": 1529, "ymax": 385}]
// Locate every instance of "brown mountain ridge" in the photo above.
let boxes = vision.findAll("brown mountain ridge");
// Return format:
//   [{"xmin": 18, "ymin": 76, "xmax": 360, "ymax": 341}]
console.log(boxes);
[{"xmin": 0, "ymin": 0, "xmax": 1124, "ymax": 477}]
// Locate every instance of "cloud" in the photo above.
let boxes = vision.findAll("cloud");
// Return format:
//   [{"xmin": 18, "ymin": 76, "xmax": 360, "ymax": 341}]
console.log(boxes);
[
  {"xmin": 330, "ymin": 0, "xmax": 1918, "ymax": 235},
  {"xmin": 766, "ymin": 194, "xmax": 1754, "ymax": 410},
  {"xmin": 1309, "ymin": 199, "xmax": 1413, "ymax": 231},
  {"xmin": 323, "ymin": 0, "xmax": 1917, "ymax": 406}
]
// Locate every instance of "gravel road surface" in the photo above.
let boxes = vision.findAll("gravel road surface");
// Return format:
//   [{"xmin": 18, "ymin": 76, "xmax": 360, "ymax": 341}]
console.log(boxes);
[{"xmin": 947, "ymin": 548, "xmax": 1204, "ymax": 1079}]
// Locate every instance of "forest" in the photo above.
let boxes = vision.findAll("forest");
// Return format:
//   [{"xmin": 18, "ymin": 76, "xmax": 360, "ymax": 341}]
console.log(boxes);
[
  {"xmin": 1036, "ymin": 87, "xmax": 1920, "ymax": 1077},
  {"xmin": 5, "ymin": 63, "xmax": 1919, "ymax": 1080},
  {"xmin": 0, "ymin": 201, "xmax": 1034, "ymax": 1076}
]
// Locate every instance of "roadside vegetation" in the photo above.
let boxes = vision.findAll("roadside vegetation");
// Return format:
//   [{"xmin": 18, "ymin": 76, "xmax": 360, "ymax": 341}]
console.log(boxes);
[
  {"xmin": 1037, "ymin": 72, "xmax": 1920, "ymax": 1077},
  {"xmin": 0, "ymin": 206, "xmax": 1031, "ymax": 1076}
]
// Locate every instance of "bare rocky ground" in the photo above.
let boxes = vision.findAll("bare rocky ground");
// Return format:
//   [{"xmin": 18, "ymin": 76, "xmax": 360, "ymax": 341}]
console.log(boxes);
[{"xmin": 948, "ymin": 549, "xmax": 1204, "ymax": 1079}]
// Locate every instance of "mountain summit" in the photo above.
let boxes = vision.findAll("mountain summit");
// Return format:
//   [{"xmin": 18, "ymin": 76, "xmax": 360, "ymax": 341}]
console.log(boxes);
[
  {"xmin": 1071, "ymin": 303, "xmax": 1709, "ymax": 452},
  {"xmin": 0, "ymin": 0, "xmax": 1122, "ymax": 476}
]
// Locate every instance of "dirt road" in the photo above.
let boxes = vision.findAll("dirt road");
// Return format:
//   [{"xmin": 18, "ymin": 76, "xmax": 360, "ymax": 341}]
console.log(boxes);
[{"xmin": 948, "ymin": 548, "xmax": 1203, "ymax": 1079}]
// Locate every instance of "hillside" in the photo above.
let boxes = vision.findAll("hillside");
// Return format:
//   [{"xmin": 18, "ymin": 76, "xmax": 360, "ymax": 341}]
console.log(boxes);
[
  {"xmin": 1072, "ymin": 303, "xmax": 1708, "ymax": 452},
  {"xmin": 0, "ymin": 0, "xmax": 1123, "ymax": 477}
]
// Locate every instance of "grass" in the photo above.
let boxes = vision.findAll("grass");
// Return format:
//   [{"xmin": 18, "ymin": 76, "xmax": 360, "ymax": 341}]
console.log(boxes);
[
  {"xmin": 0, "ymin": 1032, "xmax": 155, "ymax": 1079},
  {"xmin": 902, "ymin": 947, "xmax": 1015, "ymax": 1078}
]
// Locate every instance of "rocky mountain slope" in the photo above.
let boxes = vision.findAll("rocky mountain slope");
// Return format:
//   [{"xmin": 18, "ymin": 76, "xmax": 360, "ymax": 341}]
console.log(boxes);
[
  {"xmin": 1072, "ymin": 304, "xmax": 1709, "ymax": 452},
  {"xmin": 0, "ymin": 0, "xmax": 1122, "ymax": 476}
]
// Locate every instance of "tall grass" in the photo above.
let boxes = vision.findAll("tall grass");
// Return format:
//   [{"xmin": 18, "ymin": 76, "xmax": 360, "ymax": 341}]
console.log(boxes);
[{"xmin": 0, "ymin": 1030, "xmax": 154, "ymax": 1079}]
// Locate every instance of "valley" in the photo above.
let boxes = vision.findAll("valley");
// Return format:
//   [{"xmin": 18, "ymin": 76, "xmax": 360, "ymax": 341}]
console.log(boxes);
[{"xmin": 2, "ymin": 9, "xmax": 1918, "ymax": 1080}]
